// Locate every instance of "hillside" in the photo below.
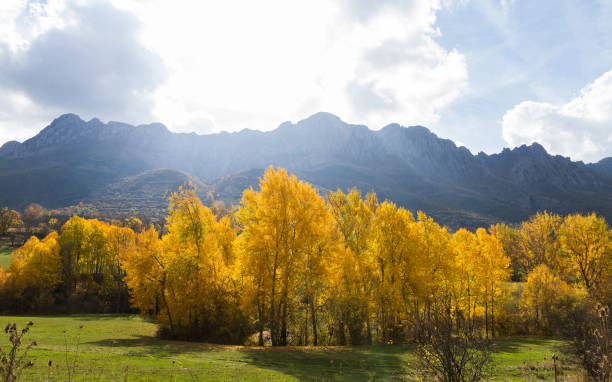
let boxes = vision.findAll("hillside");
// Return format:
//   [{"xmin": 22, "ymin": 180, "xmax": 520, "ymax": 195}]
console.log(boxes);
[
  {"xmin": 88, "ymin": 168, "xmax": 209, "ymax": 219},
  {"xmin": 2, "ymin": 112, "xmax": 612, "ymax": 228}
]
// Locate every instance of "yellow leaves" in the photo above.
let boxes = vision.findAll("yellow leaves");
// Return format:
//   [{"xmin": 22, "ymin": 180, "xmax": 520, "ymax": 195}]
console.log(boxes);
[
  {"xmin": 516, "ymin": 211, "xmax": 563, "ymax": 275},
  {"xmin": 119, "ymin": 226, "xmax": 163, "ymax": 315},
  {"xmin": 235, "ymin": 167, "xmax": 335, "ymax": 344},
  {"xmin": 59, "ymin": 216, "xmax": 134, "ymax": 279},
  {"xmin": 120, "ymin": 183, "xmax": 243, "ymax": 339},
  {"xmin": 369, "ymin": 201, "xmax": 416, "ymax": 309},
  {"xmin": 519, "ymin": 264, "xmax": 576, "ymax": 332},
  {"xmin": 558, "ymin": 213, "xmax": 612, "ymax": 299},
  {"xmin": 521, "ymin": 264, "xmax": 572, "ymax": 306},
  {"xmin": 327, "ymin": 188, "xmax": 376, "ymax": 255},
  {"xmin": 0, "ymin": 207, "xmax": 21, "ymax": 236},
  {"xmin": 6, "ymin": 232, "xmax": 62, "ymax": 301},
  {"xmin": 4, "ymin": 166, "xmax": 610, "ymax": 343}
]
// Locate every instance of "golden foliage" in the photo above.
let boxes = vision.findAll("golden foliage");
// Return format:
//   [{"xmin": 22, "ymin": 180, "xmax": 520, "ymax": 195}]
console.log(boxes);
[{"xmin": 1, "ymin": 167, "xmax": 610, "ymax": 345}]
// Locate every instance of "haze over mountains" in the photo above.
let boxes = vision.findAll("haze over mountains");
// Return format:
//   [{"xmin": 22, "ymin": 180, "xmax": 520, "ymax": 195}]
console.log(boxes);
[{"xmin": 2, "ymin": 112, "xmax": 612, "ymax": 228}]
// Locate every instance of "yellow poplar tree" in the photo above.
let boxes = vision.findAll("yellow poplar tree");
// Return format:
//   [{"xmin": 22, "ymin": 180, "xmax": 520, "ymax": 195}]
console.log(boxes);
[
  {"xmin": 326, "ymin": 189, "xmax": 377, "ymax": 344},
  {"xmin": 520, "ymin": 264, "xmax": 573, "ymax": 333},
  {"xmin": 516, "ymin": 211, "xmax": 563, "ymax": 276},
  {"xmin": 7, "ymin": 232, "xmax": 62, "ymax": 309},
  {"xmin": 477, "ymin": 227, "xmax": 510, "ymax": 337},
  {"xmin": 369, "ymin": 200, "xmax": 417, "ymax": 343},
  {"xmin": 236, "ymin": 167, "xmax": 333, "ymax": 346},
  {"xmin": 558, "ymin": 213, "xmax": 612, "ymax": 301}
]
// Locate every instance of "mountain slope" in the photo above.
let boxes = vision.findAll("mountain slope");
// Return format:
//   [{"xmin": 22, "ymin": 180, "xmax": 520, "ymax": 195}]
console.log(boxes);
[
  {"xmin": 88, "ymin": 169, "xmax": 209, "ymax": 219},
  {"xmin": 2, "ymin": 112, "xmax": 612, "ymax": 228}
]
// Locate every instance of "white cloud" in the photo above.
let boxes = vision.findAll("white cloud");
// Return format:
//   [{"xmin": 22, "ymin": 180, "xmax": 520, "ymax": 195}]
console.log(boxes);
[
  {"xmin": 502, "ymin": 69, "xmax": 612, "ymax": 162},
  {"xmin": 0, "ymin": 0, "xmax": 165, "ymax": 131},
  {"xmin": 113, "ymin": 0, "xmax": 468, "ymax": 133},
  {"xmin": 0, "ymin": 0, "xmax": 468, "ymax": 142}
]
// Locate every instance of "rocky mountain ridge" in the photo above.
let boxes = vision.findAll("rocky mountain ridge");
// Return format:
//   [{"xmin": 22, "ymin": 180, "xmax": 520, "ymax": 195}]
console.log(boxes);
[{"xmin": 1, "ymin": 112, "xmax": 611, "ymax": 228}]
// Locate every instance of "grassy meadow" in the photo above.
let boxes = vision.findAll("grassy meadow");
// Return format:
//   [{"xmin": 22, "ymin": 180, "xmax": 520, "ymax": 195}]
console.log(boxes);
[
  {"xmin": 0, "ymin": 315, "xmax": 584, "ymax": 381},
  {"xmin": 0, "ymin": 246, "xmax": 12, "ymax": 269}
]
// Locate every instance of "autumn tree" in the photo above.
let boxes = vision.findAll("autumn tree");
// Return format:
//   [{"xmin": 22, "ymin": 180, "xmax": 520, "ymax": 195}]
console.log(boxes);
[
  {"xmin": 452, "ymin": 229, "xmax": 481, "ymax": 334},
  {"xmin": 5, "ymin": 232, "xmax": 62, "ymax": 310},
  {"xmin": 369, "ymin": 200, "xmax": 418, "ymax": 343},
  {"xmin": 558, "ymin": 213, "xmax": 612, "ymax": 302},
  {"xmin": 56, "ymin": 216, "xmax": 135, "ymax": 312},
  {"xmin": 489, "ymin": 223, "xmax": 522, "ymax": 281},
  {"xmin": 519, "ymin": 264, "xmax": 574, "ymax": 334},
  {"xmin": 236, "ymin": 167, "xmax": 334, "ymax": 346},
  {"xmin": 515, "ymin": 211, "xmax": 563, "ymax": 278},
  {"xmin": 22, "ymin": 203, "xmax": 46, "ymax": 234},
  {"xmin": 120, "ymin": 226, "xmax": 166, "ymax": 323},
  {"xmin": 411, "ymin": 212, "xmax": 456, "ymax": 340},
  {"xmin": 121, "ymin": 184, "xmax": 246, "ymax": 343},
  {"xmin": 122, "ymin": 217, "xmax": 143, "ymax": 233},
  {"xmin": 0, "ymin": 208, "xmax": 21, "ymax": 237},
  {"xmin": 483, "ymin": 229, "xmax": 510, "ymax": 336},
  {"xmin": 47, "ymin": 217, "xmax": 61, "ymax": 233},
  {"xmin": 326, "ymin": 189, "xmax": 377, "ymax": 344}
]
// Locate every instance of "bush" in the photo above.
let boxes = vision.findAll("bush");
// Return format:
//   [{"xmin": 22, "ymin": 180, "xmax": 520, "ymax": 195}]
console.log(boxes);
[{"xmin": 415, "ymin": 302, "xmax": 492, "ymax": 382}]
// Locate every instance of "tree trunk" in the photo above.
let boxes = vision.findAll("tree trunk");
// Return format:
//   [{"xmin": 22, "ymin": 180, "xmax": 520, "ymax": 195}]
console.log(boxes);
[
  {"xmin": 270, "ymin": 257, "xmax": 278, "ymax": 346},
  {"xmin": 257, "ymin": 294, "xmax": 264, "ymax": 346},
  {"xmin": 366, "ymin": 318, "xmax": 372, "ymax": 345},
  {"xmin": 485, "ymin": 300, "xmax": 489, "ymax": 339},
  {"xmin": 304, "ymin": 304, "xmax": 309, "ymax": 346},
  {"xmin": 491, "ymin": 295, "xmax": 495, "ymax": 338},
  {"xmin": 337, "ymin": 321, "xmax": 347, "ymax": 345},
  {"xmin": 281, "ymin": 299, "xmax": 288, "ymax": 346},
  {"xmin": 310, "ymin": 298, "xmax": 318, "ymax": 346},
  {"xmin": 161, "ymin": 281, "xmax": 175, "ymax": 338}
]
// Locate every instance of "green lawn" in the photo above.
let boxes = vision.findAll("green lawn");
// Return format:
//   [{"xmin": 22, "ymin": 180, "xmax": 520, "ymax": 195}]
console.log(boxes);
[
  {"xmin": 0, "ymin": 246, "xmax": 12, "ymax": 269},
  {"xmin": 0, "ymin": 315, "xmax": 584, "ymax": 381}
]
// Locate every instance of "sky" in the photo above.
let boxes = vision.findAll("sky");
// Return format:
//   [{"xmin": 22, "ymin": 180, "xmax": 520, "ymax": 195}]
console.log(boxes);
[{"xmin": 0, "ymin": 0, "xmax": 611, "ymax": 163}]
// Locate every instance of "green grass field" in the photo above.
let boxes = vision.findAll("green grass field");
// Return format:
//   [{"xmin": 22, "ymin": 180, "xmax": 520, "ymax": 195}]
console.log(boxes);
[
  {"xmin": 0, "ymin": 246, "xmax": 12, "ymax": 269},
  {"xmin": 0, "ymin": 315, "xmax": 585, "ymax": 381}
]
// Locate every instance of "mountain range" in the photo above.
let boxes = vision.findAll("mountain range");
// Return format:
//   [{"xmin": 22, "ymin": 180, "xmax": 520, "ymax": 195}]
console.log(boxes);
[{"xmin": 2, "ymin": 112, "xmax": 612, "ymax": 228}]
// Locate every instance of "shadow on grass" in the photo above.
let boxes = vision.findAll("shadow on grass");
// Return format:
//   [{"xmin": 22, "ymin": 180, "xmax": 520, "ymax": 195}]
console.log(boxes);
[
  {"xmin": 237, "ymin": 345, "xmax": 415, "ymax": 381},
  {"xmin": 85, "ymin": 335, "xmax": 227, "ymax": 356},
  {"xmin": 492, "ymin": 337, "xmax": 559, "ymax": 354}
]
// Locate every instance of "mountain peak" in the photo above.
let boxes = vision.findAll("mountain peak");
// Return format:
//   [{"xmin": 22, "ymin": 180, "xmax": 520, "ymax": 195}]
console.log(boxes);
[
  {"xmin": 382, "ymin": 123, "xmax": 435, "ymax": 136},
  {"xmin": 51, "ymin": 113, "xmax": 84, "ymax": 126},
  {"xmin": 527, "ymin": 141, "xmax": 546, "ymax": 153},
  {"xmin": 137, "ymin": 122, "xmax": 169, "ymax": 134},
  {"xmin": 299, "ymin": 112, "xmax": 343, "ymax": 126},
  {"xmin": 40, "ymin": 114, "xmax": 87, "ymax": 136},
  {"xmin": 0, "ymin": 140, "xmax": 21, "ymax": 157},
  {"xmin": 515, "ymin": 142, "xmax": 549, "ymax": 158},
  {"xmin": 498, "ymin": 141, "xmax": 548, "ymax": 157},
  {"xmin": 382, "ymin": 123, "xmax": 402, "ymax": 130},
  {"xmin": 406, "ymin": 125, "xmax": 433, "ymax": 134}
]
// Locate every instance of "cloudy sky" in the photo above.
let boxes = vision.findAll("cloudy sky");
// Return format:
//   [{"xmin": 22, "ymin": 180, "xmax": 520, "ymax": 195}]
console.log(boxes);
[{"xmin": 1, "ymin": 0, "xmax": 611, "ymax": 162}]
